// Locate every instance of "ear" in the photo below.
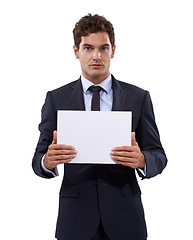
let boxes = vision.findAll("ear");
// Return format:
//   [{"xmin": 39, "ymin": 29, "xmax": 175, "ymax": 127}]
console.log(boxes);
[
  {"xmin": 111, "ymin": 44, "xmax": 116, "ymax": 58},
  {"xmin": 73, "ymin": 45, "xmax": 79, "ymax": 59}
]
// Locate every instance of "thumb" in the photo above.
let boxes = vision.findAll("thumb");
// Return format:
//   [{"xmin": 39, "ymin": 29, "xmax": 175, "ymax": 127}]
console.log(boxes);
[
  {"xmin": 52, "ymin": 130, "xmax": 57, "ymax": 144},
  {"xmin": 131, "ymin": 132, "xmax": 138, "ymax": 146}
]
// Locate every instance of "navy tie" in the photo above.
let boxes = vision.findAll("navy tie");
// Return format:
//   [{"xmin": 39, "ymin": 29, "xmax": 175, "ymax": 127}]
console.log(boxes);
[{"xmin": 89, "ymin": 86, "xmax": 102, "ymax": 111}]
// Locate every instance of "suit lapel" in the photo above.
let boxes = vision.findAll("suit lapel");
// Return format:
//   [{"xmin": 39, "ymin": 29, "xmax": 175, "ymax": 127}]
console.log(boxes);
[
  {"xmin": 69, "ymin": 78, "xmax": 85, "ymax": 110},
  {"xmin": 112, "ymin": 76, "xmax": 128, "ymax": 111}
]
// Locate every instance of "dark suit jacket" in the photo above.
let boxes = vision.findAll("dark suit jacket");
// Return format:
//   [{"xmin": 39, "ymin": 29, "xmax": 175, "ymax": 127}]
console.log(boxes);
[{"xmin": 32, "ymin": 75, "xmax": 167, "ymax": 240}]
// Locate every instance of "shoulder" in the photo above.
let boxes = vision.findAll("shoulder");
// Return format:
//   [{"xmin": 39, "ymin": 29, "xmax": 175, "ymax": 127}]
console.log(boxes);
[
  {"xmin": 112, "ymin": 75, "xmax": 148, "ymax": 96},
  {"xmin": 45, "ymin": 79, "xmax": 81, "ymax": 102},
  {"xmin": 43, "ymin": 78, "xmax": 83, "ymax": 111},
  {"xmin": 50, "ymin": 79, "xmax": 79, "ymax": 95}
]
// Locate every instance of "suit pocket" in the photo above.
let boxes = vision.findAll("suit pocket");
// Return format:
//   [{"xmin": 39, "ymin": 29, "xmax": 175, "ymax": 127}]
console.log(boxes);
[
  {"xmin": 121, "ymin": 184, "xmax": 141, "ymax": 197},
  {"xmin": 59, "ymin": 185, "xmax": 79, "ymax": 198}
]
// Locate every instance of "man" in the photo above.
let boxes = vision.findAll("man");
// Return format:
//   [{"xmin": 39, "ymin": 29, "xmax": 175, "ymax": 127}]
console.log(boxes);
[{"xmin": 32, "ymin": 14, "xmax": 167, "ymax": 240}]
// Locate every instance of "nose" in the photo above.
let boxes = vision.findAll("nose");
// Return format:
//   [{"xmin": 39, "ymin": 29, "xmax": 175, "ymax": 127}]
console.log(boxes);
[{"xmin": 93, "ymin": 49, "xmax": 101, "ymax": 60}]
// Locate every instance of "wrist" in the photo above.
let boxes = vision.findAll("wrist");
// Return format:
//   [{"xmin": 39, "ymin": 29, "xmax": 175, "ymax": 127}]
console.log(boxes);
[
  {"xmin": 44, "ymin": 155, "xmax": 54, "ymax": 171},
  {"xmin": 139, "ymin": 152, "xmax": 146, "ymax": 169}
]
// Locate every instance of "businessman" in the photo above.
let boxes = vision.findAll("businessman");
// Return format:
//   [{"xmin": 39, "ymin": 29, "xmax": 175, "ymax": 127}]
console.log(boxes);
[{"xmin": 32, "ymin": 14, "xmax": 167, "ymax": 240}]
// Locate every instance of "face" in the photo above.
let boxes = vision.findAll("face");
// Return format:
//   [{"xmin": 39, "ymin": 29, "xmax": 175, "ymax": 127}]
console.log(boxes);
[{"xmin": 73, "ymin": 32, "xmax": 116, "ymax": 84}]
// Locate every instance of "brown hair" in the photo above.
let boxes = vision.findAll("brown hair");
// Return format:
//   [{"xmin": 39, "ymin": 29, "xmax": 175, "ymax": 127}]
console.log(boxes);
[{"xmin": 73, "ymin": 14, "xmax": 115, "ymax": 49}]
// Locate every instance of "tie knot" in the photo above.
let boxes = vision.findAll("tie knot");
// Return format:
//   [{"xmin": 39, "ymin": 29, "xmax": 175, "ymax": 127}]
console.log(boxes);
[{"xmin": 89, "ymin": 86, "xmax": 102, "ymax": 93}]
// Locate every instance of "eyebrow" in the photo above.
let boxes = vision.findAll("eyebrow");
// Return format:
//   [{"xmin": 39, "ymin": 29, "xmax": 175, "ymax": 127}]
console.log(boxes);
[{"xmin": 82, "ymin": 43, "xmax": 110, "ymax": 48}]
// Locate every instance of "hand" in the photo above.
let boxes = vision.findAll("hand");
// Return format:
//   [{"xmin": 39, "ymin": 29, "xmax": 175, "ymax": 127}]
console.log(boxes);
[
  {"xmin": 110, "ymin": 132, "xmax": 145, "ymax": 169},
  {"xmin": 44, "ymin": 131, "xmax": 77, "ymax": 171}
]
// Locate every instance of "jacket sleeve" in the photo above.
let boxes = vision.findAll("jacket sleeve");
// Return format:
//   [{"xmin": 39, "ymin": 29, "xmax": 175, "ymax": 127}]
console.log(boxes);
[
  {"xmin": 136, "ymin": 91, "xmax": 168, "ymax": 179},
  {"xmin": 32, "ymin": 91, "xmax": 57, "ymax": 179}
]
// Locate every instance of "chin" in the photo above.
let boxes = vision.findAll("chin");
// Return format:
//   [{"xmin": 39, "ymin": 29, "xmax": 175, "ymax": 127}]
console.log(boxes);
[{"xmin": 90, "ymin": 70, "xmax": 107, "ymax": 78}]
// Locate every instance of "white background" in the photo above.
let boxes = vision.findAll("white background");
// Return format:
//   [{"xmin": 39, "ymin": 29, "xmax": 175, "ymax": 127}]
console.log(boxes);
[{"xmin": 0, "ymin": 0, "xmax": 192, "ymax": 239}]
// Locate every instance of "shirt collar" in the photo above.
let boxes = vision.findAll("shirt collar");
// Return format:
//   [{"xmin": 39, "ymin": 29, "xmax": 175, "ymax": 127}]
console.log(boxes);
[{"xmin": 81, "ymin": 73, "xmax": 112, "ymax": 94}]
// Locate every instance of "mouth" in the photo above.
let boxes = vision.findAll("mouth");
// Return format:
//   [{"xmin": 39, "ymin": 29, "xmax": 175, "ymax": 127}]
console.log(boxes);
[{"xmin": 90, "ymin": 64, "xmax": 103, "ymax": 68}]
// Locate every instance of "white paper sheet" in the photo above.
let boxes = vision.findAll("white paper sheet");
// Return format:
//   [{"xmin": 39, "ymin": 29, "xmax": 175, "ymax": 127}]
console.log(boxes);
[{"xmin": 57, "ymin": 111, "xmax": 132, "ymax": 164}]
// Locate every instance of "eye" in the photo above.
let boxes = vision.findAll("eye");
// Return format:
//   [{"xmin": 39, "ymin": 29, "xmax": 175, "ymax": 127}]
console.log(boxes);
[
  {"xmin": 101, "ymin": 47, "xmax": 107, "ymax": 51},
  {"xmin": 85, "ymin": 47, "xmax": 92, "ymax": 51}
]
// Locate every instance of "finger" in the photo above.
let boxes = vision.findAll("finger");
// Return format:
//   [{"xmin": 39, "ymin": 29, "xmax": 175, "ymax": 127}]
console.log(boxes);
[
  {"xmin": 131, "ymin": 132, "xmax": 138, "ymax": 146},
  {"xmin": 56, "ymin": 159, "xmax": 73, "ymax": 165},
  {"xmin": 61, "ymin": 145, "xmax": 76, "ymax": 150},
  {"xmin": 48, "ymin": 159, "xmax": 73, "ymax": 169},
  {"xmin": 54, "ymin": 158, "xmax": 74, "ymax": 166},
  {"xmin": 111, "ymin": 146, "xmax": 131, "ymax": 151},
  {"xmin": 49, "ymin": 144, "xmax": 75, "ymax": 151},
  {"xmin": 111, "ymin": 146, "xmax": 139, "ymax": 152},
  {"xmin": 52, "ymin": 130, "xmax": 57, "ymax": 144},
  {"xmin": 51, "ymin": 154, "xmax": 77, "ymax": 162},
  {"xmin": 49, "ymin": 149, "xmax": 77, "ymax": 156},
  {"xmin": 111, "ymin": 150, "xmax": 132, "ymax": 158},
  {"xmin": 111, "ymin": 155, "xmax": 135, "ymax": 162},
  {"xmin": 115, "ymin": 161, "xmax": 137, "ymax": 169}
]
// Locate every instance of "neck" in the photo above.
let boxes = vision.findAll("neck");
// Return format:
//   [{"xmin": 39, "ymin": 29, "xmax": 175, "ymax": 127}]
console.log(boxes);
[{"xmin": 82, "ymin": 73, "xmax": 110, "ymax": 85}]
